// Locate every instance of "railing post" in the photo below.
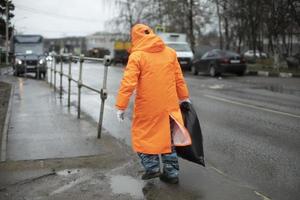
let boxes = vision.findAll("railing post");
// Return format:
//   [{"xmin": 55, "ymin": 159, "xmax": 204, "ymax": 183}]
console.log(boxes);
[
  {"xmin": 24, "ymin": 55, "xmax": 27, "ymax": 78},
  {"xmin": 67, "ymin": 55, "xmax": 72, "ymax": 107},
  {"xmin": 97, "ymin": 55, "xmax": 111, "ymax": 139},
  {"xmin": 45, "ymin": 57, "xmax": 48, "ymax": 83},
  {"xmin": 59, "ymin": 55, "xmax": 63, "ymax": 99},
  {"xmin": 54, "ymin": 56, "xmax": 57, "ymax": 91},
  {"xmin": 50, "ymin": 57, "xmax": 54, "ymax": 87},
  {"xmin": 77, "ymin": 54, "xmax": 84, "ymax": 119},
  {"xmin": 37, "ymin": 55, "xmax": 40, "ymax": 80}
]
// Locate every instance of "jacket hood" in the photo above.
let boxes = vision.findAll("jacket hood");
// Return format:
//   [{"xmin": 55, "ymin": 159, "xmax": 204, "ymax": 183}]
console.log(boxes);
[{"xmin": 130, "ymin": 24, "xmax": 165, "ymax": 53}]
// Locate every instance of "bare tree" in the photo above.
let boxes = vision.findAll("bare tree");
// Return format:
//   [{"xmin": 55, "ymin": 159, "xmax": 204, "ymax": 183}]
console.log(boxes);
[
  {"xmin": 110, "ymin": 0, "xmax": 157, "ymax": 33},
  {"xmin": 109, "ymin": 0, "xmax": 212, "ymax": 52}
]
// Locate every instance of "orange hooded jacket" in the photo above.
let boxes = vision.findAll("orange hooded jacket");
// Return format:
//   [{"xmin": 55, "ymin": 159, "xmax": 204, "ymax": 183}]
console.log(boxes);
[{"xmin": 116, "ymin": 24, "xmax": 191, "ymax": 154}]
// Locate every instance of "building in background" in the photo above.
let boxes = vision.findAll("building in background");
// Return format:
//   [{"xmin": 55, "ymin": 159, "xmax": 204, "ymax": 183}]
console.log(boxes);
[
  {"xmin": 85, "ymin": 32, "xmax": 129, "ymax": 62},
  {"xmin": 44, "ymin": 36, "xmax": 86, "ymax": 55}
]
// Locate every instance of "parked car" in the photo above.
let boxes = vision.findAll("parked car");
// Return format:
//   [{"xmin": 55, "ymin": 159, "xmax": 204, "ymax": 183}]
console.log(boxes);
[
  {"xmin": 191, "ymin": 49, "xmax": 247, "ymax": 77},
  {"xmin": 286, "ymin": 53, "xmax": 300, "ymax": 68},
  {"xmin": 55, "ymin": 53, "xmax": 70, "ymax": 63},
  {"xmin": 243, "ymin": 50, "xmax": 267, "ymax": 59}
]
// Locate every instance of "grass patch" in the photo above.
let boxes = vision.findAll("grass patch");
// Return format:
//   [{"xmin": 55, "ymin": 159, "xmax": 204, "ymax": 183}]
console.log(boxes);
[
  {"xmin": 0, "ymin": 63, "xmax": 10, "ymax": 69},
  {"xmin": 247, "ymin": 58, "xmax": 300, "ymax": 75}
]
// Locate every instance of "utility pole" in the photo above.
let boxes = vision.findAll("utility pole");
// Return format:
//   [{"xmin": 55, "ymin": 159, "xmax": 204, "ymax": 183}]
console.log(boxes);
[{"xmin": 5, "ymin": 0, "xmax": 9, "ymax": 64}]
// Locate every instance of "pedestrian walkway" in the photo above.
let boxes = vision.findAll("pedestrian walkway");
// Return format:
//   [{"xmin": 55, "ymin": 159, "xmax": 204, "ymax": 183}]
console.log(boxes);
[{"xmin": 5, "ymin": 77, "xmax": 106, "ymax": 161}]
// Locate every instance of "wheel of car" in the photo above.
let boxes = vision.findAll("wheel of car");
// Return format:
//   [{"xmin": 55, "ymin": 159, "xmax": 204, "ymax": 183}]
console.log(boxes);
[
  {"xmin": 191, "ymin": 65, "xmax": 198, "ymax": 75},
  {"xmin": 209, "ymin": 65, "xmax": 216, "ymax": 77}
]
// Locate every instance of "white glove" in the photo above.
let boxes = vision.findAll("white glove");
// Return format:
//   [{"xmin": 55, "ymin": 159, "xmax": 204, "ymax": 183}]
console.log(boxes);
[
  {"xmin": 179, "ymin": 98, "xmax": 191, "ymax": 104},
  {"xmin": 117, "ymin": 110, "xmax": 125, "ymax": 122}
]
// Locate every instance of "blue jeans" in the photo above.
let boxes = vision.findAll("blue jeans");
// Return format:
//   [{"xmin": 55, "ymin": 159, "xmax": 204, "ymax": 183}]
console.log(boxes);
[{"xmin": 137, "ymin": 145, "xmax": 179, "ymax": 178}]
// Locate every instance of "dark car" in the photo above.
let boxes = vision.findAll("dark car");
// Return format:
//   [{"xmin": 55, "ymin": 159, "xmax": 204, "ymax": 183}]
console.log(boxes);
[{"xmin": 191, "ymin": 49, "xmax": 247, "ymax": 77}]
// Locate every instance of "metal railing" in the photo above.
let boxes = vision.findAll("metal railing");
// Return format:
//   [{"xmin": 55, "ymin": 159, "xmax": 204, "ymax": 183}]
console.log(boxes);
[{"xmin": 47, "ymin": 54, "xmax": 111, "ymax": 139}]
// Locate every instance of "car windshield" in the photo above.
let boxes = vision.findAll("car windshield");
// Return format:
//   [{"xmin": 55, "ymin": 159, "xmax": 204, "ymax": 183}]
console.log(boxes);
[
  {"xmin": 167, "ymin": 43, "xmax": 191, "ymax": 52},
  {"xmin": 14, "ymin": 36, "xmax": 42, "ymax": 43},
  {"xmin": 14, "ymin": 43, "xmax": 43, "ymax": 55}
]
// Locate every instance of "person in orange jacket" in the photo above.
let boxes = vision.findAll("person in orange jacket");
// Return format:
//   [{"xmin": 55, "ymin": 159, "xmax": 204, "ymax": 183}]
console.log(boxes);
[{"xmin": 115, "ymin": 24, "xmax": 191, "ymax": 184}]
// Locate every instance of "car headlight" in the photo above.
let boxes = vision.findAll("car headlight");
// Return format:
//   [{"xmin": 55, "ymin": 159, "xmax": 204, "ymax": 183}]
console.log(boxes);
[
  {"xmin": 39, "ymin": 59, "xmax": 45, "ymax": 64},
  {"xmin": 15, "ymin": 58, "xmax": 22, "ymax": 65}
]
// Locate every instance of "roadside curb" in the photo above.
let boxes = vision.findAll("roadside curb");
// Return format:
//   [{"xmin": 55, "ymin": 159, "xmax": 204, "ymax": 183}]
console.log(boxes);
[
  {"xmin": 257, "ymin": 71, "xmax": 269, "ymax": 77},
  {"xmin": 0, "ymin": 84, "xmax": 14, "ymax": 162},
  {"xmin": 279, "ymin": 72, "xmax": 293, "ymax": 78},
  {"xmin": 247, "ymin": 70, "xmax": 299, "ymax": 78}
]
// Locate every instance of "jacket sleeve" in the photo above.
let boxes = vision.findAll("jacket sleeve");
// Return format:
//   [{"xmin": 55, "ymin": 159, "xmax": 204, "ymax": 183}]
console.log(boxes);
[
  {"xmin": 115, "ymin": 53, "xmax": 141, "ymax": 110},
  {"xmin": 174, "ymin": 55, "xmax": 189, "ymax": 100}
]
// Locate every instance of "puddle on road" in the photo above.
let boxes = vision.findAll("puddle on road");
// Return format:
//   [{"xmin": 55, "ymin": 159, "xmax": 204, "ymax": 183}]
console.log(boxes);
[{"xmin": 110, "ymin": 175, "xmax": 145, "ymax": 199}]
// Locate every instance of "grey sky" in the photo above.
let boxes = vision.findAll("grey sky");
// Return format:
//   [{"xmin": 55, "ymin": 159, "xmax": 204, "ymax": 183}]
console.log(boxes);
[{"xmin": 12, "ymin": 0, "xmax": 118, "ymax": 38}]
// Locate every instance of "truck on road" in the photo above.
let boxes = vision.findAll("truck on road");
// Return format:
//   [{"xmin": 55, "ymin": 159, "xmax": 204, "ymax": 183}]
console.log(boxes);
[
  {"xmin": 157, "ymin": 33, "xmax": 194, "ymax": 70},
  {"xmin": 12, "ymin": 35, "xmax": 47, "ymax": 79}
]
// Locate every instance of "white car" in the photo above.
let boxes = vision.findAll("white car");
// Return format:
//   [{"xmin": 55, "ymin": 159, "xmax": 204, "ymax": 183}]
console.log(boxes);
[{"xmin": 244, "ymin": 50, "xmax": 267, "ymax": 58}]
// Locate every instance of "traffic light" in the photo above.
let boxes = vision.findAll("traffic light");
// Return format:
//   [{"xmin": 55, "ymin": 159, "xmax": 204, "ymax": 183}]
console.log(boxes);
[
  {"xmin": 8, "ymin": 1, "xmax": 14, "ymax": 19},
  {"xmin": 0, "ymin": 0, "xmax": 15, "ymax": 20},
  {"xmin": 0, "ymin": 0, "xmax": 14, "ymax": 37},
  {"xmin": 155, "ymin": 25, "xmax": 165, "ymax": 33}
]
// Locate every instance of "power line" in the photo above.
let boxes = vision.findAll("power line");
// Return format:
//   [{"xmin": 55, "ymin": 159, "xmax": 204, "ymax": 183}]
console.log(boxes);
[{"xmin": 15, "ymin": 3, "xmax": 104, "ymax": 23}]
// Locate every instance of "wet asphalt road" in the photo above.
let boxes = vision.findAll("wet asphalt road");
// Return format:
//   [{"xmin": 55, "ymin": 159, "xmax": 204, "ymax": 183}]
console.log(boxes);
[{"xmin": 52, "ymin": 62, "xmax": 300, "ymax": 200}]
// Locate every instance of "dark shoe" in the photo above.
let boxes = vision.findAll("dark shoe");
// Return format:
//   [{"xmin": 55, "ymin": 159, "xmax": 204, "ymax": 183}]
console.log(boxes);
[
  {"xmin": 159, "ymin": 173, "xmax": 179, "ymax": 184},
  {"xmin": 142, "ymin": 171, "xmax": 160, "ymax": 180}
]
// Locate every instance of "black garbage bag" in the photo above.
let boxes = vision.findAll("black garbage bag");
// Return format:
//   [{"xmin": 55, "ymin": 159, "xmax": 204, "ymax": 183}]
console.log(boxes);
[{"xmin": 175, "ymin": 102, "xmax": 205, "ymax": 166}]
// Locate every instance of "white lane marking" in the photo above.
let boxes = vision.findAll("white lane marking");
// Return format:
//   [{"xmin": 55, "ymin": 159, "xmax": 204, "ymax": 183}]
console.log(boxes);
[
  {"xmin": 204, "ymin": 94, "xmax": 300, "ymax": 119},
  {"xmin": 209, "ymin": 166, "xmax": 226, "ymax": 176},
  {"xmin": 209, "ymin": 84, "xmax": 224, "ymax": 89},
  {"xmin": 211, "ymin": 166, "xmax": 272, "ymax": 200},
  {"xmin": 254, "ymin": 191, "xmax": 271, "ymax": 200}
]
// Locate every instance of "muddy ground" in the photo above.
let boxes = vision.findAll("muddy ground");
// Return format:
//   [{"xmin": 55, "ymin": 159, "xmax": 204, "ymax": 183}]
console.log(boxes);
[
  {"xmin": 0, "ymin": 81, "xmax": 11, "ymax": 150},
  {"xmin": 0, "ymin": 131, "xmax": 200, "ymax": 200}
]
